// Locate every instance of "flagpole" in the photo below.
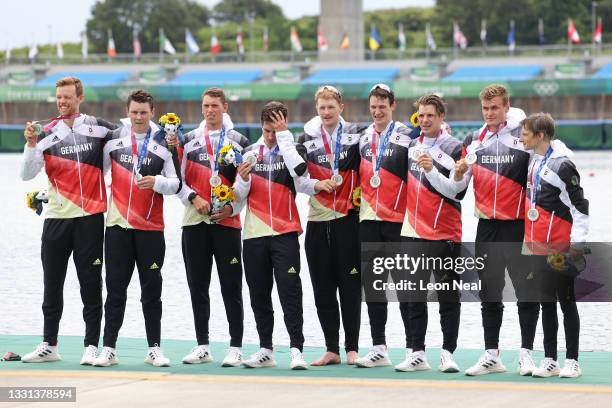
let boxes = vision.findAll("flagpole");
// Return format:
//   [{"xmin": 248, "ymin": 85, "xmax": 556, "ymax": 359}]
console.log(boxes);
[
  {"xmin": 568, "ymin": 19, "xmax": 572, "ymax": 56},
  {"xmin": 452, "ymin": 22, "xmax": 457, "ymax": 60},
  {"xmin": 425, "ymin": 23, "xmax": 430, "ymax": 61},
  {"xmin": 592, "ymin": 1, "xmax": 598, "ymax": 53},
  {"xmin": 159, "ymin": 28, "xmax": 163, "ymax": 64}
]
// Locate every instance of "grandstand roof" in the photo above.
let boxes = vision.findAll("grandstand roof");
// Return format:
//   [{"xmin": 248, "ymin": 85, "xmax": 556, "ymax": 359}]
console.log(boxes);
[
  {"xmin": 37, "ymin": 72, "xmax": 131, "ymax": 87},
  {"xmin": 302, "ymin": 68, "xmax": 399, "ymax": 84},
  {"xmin": 169, "ymin": 70, "xmax": 262, "ymax": 85},
  {"xmin": 443, "ymin": 65, "xmax": 543, "ymax": 81}
]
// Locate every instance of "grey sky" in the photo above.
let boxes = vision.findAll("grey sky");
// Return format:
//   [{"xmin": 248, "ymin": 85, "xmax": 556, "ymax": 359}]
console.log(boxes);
[{"xmin": 2, "ymin": 0, "xmax": 434, "ymax": 49}]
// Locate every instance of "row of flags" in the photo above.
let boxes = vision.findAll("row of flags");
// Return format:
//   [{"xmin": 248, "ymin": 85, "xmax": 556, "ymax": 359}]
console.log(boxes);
[
  {"xmin": 12, "ymin": 18, "xmax": 607, "ymax": 61},
  {"xmin": 449, "ymin": 17, "xmax": 604, "ymax": 51}
]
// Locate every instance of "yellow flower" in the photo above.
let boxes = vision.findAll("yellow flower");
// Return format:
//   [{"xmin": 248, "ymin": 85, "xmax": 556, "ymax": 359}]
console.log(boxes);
[
  {"xmin": 547, "ymin": 254, "xmax": 566, "ymax": 271},
  {"xmin": 352, "ymin": 186, "xmax": 361, "ymax": 207},
  {"xmin": 219, "ymin": 145, "xmax": 233, "ymax": 155},
  {"xmin": 158, "ymin": 112, "xmax": 181, "ymax": 126},
  {"xmin": 410, "ymin": 112, "xmax": 419, "ymax": 127}
]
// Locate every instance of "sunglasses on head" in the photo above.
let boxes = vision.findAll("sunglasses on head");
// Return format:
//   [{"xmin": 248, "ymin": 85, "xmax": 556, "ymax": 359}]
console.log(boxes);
[
  {"xmin": 318, "ymin": 85, "xmax": 342, "ymax": 98},
  {"xmin": 370, "ymin": 83, "xmax": 392, "ymax": 93}
]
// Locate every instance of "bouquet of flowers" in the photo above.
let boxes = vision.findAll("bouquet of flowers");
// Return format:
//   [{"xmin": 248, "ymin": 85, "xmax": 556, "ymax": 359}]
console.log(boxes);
[
  {"xmin": 26, "ymin": 189, "xmax": 48, "ymax": 216},
  {"xmin": 352, "ymin": 186, "xmax": 361, "ymax": 208},
  {"xmin": 158, "ymin": 113, "xmax": 184, "ymax": 149},
  {"xmin": 211, "ymin": 184, "xmax": 236, "ymax": 215},
  {"xmin": 217, "ymin": 144, "xmax": 244, "ymax": 167}
]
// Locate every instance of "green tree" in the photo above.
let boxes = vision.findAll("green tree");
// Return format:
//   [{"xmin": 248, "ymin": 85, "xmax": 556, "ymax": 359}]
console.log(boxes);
[
  {"xmin": 86, "ymin": 0, "xmax": 210, "ymax": 53},
  {"xmin": 213, "ymin": 0, "xmax": 284, "ymax": 23}
]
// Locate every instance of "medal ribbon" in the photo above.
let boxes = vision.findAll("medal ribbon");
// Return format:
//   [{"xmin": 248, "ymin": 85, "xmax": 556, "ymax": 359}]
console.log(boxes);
[
  {"xmin": 37, "ymin": 113, "xmax": 82, "ymax": 133},
  {"xmin": 320, "ymin": 122, "xmax": 343, "ymax": 176},
  {"xmin": 529, "ymin": 146, "xmax": 554, "ymax": 209},
  {"xmin": 371, "ymin": 121, "xmax": 395, "ymax": 176},
  {"xmin": 204, "ymin": 125, "xmax": 226, "ymax": 178},
  {"xmin": 130, "ymin": 127, "xmax": 152, "ymax": 176}
]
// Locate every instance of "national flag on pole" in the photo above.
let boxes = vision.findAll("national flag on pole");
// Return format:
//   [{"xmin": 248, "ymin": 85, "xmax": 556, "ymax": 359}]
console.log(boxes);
[
  {"xmin": 81, "ymin": 31, "xmax": 88, "ymax": 58},
  {"xmin": 236, "ymin": 27, "xmax": 245, "ymax": 55},
  {"xmin": 133, "ymin": 30, "xmax": 142, "ymax": 58},
  {"xmin": 507, "ymin": 20, "xmax": 516, "ymax": 51},
  {"xmin": 426, "ymin": 23, "xmax": 437, "ymax": 50},
  {"xmin": 263, "ymin": 26, "xmax": 269, "ymax": 52},
  {"xmin": 340, "ymin": 33, "xmax": 350, "ymax": 49},
  {"xmin": 398, "ymin": 23, "xmax": 406, "ymax": 51},
  {"xmin": 290, "ymin": 26, "xmax": 302, "ymax": 52},
  {"xmin": 318, "ymin": 28, "xmax": 328, "ymax": 52},
  {"xmin": 594, "ymin": 16, "xmax": 603, "ymax": 44},
  {"xmin": 28, "ymin": 44, "xmax": 37, "ymax": 60},
  {"xmin": 480, "ymin": 20, "xmax": 487, "ymax": 45},
  {"xmin": 5, "ymin": 48, "xmax": 11, "ymax": 62},
  {"xmin": 160, "ymin": 29, "xmax": 176, "ymax": 54},
  {"xmin": 56, "ymin": 42, "xmax": 64, "ymax": 59},
  {"xmin": 369, "ymin": 24, "xmax": 381, "ymax": 51},
  {"xmin": 538, "ymin": 18, "xmax": 545, "ymax": 45},
  {"xmin": 185, "ymin": 29, "xmax": 200, "ymax": 54},
  {"xmin": 568, "ymin": 19, "xmax": 581, "ymax": 44},
  {"xmin": 453, "ymin": 22, "xmax": 468, "ymax": 49},
  {"xmin": 210, "ymin": 33, "xmax": 221, "ymax": 55},
  {"xmin": 107, "ymin": 30, "xmax": 116, "ymax": 57}
]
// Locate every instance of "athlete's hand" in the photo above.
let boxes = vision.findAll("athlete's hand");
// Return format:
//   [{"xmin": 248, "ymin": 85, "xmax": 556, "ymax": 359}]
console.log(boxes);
[
  {"xmin": 24, "ymin": 122, "xmax": 37, "ymax": 148},
  {"xmin": 136, "ymin": 175, "xmax": 156, "ymax": 189},
  {"xmin": 237, "ymin": 162, "xmax": 253, "ymax": 182},
  {"xmin": 269, "ymin": 110, "xmax": 288, "ymax": 132},
  {"xmin": 210, "ymin": 204, "xmax": 233, "ymax": 222},
  {"xmin": 454, "ymin": 159, "xmax": 469, "ymax": 181},
  {"xmin": 569, "ymin": 246, "xmax": 585, "ymax": 262},
  {"xmin": 314, "ymin": 179, "xmax": 336, "ymax": 193},
  {"xmin": 417, "ymin": 154, "xmax": 433, "ymax": 172},
  {"xmin": 166, "ymin": 134, "xmax": 179, "ymax": 147},
  {"xmin": 192, "ymin": 195, "xmax": 210, "ymax": 215}
]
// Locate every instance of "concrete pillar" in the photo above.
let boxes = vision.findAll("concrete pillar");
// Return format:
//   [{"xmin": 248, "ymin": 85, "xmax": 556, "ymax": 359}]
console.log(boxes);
[{"xmin": 319, "ymin": 0, "xmax": 364, "ymax": 61}]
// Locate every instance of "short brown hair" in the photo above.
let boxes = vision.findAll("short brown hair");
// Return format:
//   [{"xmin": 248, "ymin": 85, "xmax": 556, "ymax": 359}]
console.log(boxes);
[
  {"xmin": 261, "ymin": 101, "xmax": 288, "ymax": 124},
  {"xmin": 520, "ymin": 113, "xmax": 555, "ymax": 140},
  {"xmin": 368, "ymin": 84, "xmax": 395, "ymax": 105},
  {"xmin": 203, "ymin": 87, "xmax": 226, "ymax": 104},
  {"xmin": 479, "ymin": 84, "xmax": 509, "ymax": 105},
  {"xmin": 56, "ymin": 76, "xmax": 83, "ymax": 97},
  {"xmin": 127, "ymin": 89, "xmax": 154, "ymax": 109},
  {"xmin": 414, "ymin": 94, "xmax": 446, "ymax": 116}
]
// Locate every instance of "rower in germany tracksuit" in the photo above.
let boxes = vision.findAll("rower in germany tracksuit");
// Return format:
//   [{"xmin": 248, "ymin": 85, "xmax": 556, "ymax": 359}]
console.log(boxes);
[
  {"xmin": 519, "ymin": 113, "xmax": 588, "ymax": 379},
  {"xmin": 234, "ymin": 102, "xmax": 310, "ymax": 370},
  {"xmin": 93, "ymin": 91, "xmax": 180, "ymax": 368},
  {"xmin": 297, "ymin": 85, "xmax": 365, "ymax": 366},
  {"xmin": 177, "ymin": 103, "xmax": 250, "ymax": 367},
  {"xmin": 453, "ymin": 85, "xmax": 540, "ymax": 377},
  {"xmin": 355, "ymin": 84, "xmax": 418, "ymax": 368},
  {"xmin": 20, "ymin": 76, "xmax": 117, "ymax": 365},
  {"xmin": 397, "ymin": 95, "xmax": 467, "ymax": 373}
]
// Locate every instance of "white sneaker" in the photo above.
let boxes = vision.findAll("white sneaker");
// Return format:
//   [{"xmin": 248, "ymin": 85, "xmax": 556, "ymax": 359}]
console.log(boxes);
[
  {"xmin": 93, "ymin": 347, "xmax": 119, "ymax": 367},
  {"xmin": 559, "ymin": 359, "xmax": 582, "ymax": 378},
  {"xmin": 532, "ymin": 358, "xmax": 560, "ymax": 378},
  {"xmin": 517, "ymin": 348, "xmax": 536, "ymax": 376},
  {"xmin": 182, "ymin": 344, "xmax": 213, "ymax": 364},
  {"xmin": 243, "ymin": 348, "xmax": 276, "ymax": 368},
  {"xmin": 144, "ymin": 345, "xmax": 170, "ymax": 367},
  {"xmin": 221, "ymin": 347, "xmax": 242, "ymax": 367},
  {"xmin": 80, "ymin": 345, "xmax": 98, "ymax": 365},
  {"xmin": 22, "ymin": 342, "xmax": 61, "ymax": 363},
  {"xmin": 289, "ymin": 348, "xmax": 308, "ymax": 370},
  {"xmin": 395, "ymin": 350, "xmax": 431, "ymax": 372},
  {"xmin": 355, "ymin": 345, "xmax": 391, "ymax": 368},
  {"xmin": 439, "ymin": 349, "xmax": 460, "ymax": 373},
  {"xmin": 465, "ymin": 350, "xmax": 507, "ymax": 376}
]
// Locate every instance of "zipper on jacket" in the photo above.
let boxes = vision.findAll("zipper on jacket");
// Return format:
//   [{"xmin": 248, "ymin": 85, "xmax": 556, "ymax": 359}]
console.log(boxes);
[
  {"xmin": 53, "ymin": 178, "xmax": 64, "ymax": 208},
  {"xmin": 126, "ymin": 167, "xmax": 135, "ymax": 223},
  {"xmin": 493, "ymin": 137, "xmax": 499, "ymax": 218},
  {"xmin": 268, "ymin": 152, "xmax": 273, "ymax": 228},
  {"xmin": 414, "ymin": 172, "xmax": 422, "ymax": 231},
  {"xmin": 546, "ymin": 211, "xmax": 555, "ymax": 243},
  {"xmin": 71, "ymin": 129, "xmax": 85, "ymax": 215}
]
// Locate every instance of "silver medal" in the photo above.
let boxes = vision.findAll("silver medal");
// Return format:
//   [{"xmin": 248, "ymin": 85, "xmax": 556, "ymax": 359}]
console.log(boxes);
[
  {"xmin": 245, "ymin": 154, "xmax": 257, "ymax": 166},
  {"xmin": 527, "ymin": 208, "xmax": 539, "ymax": 221},
  {"xmin": 134, "ymin": 172, "xmax": 143, "ymax": 181},
  {"xmin": 331, "ymin": 174, "xmax": 343, "ymax": 186},
  {"xmin": 32, "ymin": 123, "xmax": 43, "ymax": 135},
  {"xmin": 210, "ymin": 175, "xmax": 222, "ymax": 187},
  {"xmin": 410, "ymin": 148, "xmax": 423, "ymax": 161},
  {"xmin": 465, "ymin": 152, "xmax": 477, "ymax": 165},
  {"xmin": 370, "ymin": 174, "xmax": 381, "ymax": 189}
]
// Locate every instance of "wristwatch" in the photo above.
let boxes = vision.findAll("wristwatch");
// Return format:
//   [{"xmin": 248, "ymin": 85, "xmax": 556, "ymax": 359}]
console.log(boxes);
[{"xmin": 187, "ymin": 192, "xmax": 197, "ymax": 203}]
